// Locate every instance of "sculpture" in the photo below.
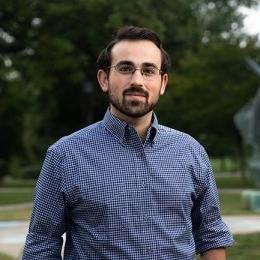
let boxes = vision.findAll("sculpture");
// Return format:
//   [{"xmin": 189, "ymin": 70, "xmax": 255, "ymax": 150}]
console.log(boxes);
[
  {"xmin": 234, "ymin": 58, "xmax": 260, "ymax": 212},
  {"xmin": 234, "ymin": 87, "xmax": 260, "ymax": 187}
]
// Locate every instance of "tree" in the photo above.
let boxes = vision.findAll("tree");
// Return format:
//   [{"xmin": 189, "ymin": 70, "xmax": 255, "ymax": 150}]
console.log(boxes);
[
  {"xmin": 0, "ymin": 0, "xmax": 259, "ymax": 177},
  {"xmin": 157, "ymin": 39, "xmax": 260, "ymax": 156}
]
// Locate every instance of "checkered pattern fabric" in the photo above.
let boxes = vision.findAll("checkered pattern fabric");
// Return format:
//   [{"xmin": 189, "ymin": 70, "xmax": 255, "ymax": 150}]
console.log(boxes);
[{"xmin": 23, "ymin": 110, "xmax": 233, "ymax": 259}]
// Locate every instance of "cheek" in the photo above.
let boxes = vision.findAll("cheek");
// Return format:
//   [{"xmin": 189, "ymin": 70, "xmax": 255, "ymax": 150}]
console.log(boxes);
[
  {"xmin": 149, "ymin": 84, "xmax": 163, "ymax": 99},
  {"xmin": 109, "ymin": 76, "xmax": 129, "ymax": 93}
]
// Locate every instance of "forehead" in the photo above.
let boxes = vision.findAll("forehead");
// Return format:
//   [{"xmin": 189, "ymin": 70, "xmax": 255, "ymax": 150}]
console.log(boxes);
[{"xmin": 111, "ymin": 40, "xmax": 162, "ymax": 66}]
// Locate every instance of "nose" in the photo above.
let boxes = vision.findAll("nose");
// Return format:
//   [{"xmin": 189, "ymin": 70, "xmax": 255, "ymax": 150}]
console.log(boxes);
[{"xmin": 129, "ymin": 68, "xmax": 144, "ymax": 85}]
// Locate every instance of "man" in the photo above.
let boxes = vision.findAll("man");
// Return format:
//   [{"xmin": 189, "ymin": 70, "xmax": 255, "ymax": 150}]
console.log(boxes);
[{"xmin": 23, "ymin": 26, "xmax": 233, "ymax": 259}]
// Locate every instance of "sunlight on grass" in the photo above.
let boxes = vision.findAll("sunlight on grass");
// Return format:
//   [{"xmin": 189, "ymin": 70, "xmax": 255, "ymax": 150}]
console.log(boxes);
[{"xmin": 0, "ymin": 207, "xmax": 32, "ymax": 221}]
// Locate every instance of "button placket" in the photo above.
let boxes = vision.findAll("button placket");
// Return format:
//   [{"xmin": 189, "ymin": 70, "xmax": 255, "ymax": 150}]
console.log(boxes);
[{"xmin": 127, "ymin": 127, "xmax": 155, "ymax": 252}]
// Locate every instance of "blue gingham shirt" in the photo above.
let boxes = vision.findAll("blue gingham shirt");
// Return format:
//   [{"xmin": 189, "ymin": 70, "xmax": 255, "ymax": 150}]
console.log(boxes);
[{"xmin": 23, "ymin": 110, "xmax": 233, "ymax": 259}]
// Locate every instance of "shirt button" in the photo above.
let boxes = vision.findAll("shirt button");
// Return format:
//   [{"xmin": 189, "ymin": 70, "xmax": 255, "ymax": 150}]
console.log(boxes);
[
  {"xmin": 145, "ymin": 248, "xmax": 149, "ymax": 254},
  {"xmin": 138, "ymin": 152, "xmax": 144, "ymax": 158},
  {"xmin": 143, "ymin": 214, "xmax": 150, "ymax": 221},
  {"xmin": 141, "ymin": 182, "xmax": 146, "ymax": 188}
]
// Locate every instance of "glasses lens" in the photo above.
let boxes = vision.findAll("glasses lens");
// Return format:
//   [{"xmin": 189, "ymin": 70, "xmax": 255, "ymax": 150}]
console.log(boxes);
[
  {"xmin": 116, "ymin": 64, "xmax": 134, "ymax": 74},
  {"xmin": 141, "ymin": 66, "xmax": 158, "ymax": 77},
  {"xmin": 112, "ymin": 63, "xmax": 161, "ymax": 80}
]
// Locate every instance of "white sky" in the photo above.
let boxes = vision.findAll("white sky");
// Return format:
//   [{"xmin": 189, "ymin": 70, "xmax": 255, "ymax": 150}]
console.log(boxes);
[{"xmin": 239, "ymin": 5, "xmax": 260, "ymax": 37}]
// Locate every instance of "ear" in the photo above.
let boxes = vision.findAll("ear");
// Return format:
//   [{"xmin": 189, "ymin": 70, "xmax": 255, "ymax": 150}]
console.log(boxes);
[
  {"xmin": 159, "ymin": 73, "xmax": 168, "ymax": 95},
  {"xmin": 97, "ymin": 69, "xmax": 109, "ymax": 93}
]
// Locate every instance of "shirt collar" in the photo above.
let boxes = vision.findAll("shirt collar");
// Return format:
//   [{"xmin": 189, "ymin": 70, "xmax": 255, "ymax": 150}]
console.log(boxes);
[{"xmin": 102, "ymin": 109, "xmax": 159, "ymax": 145}]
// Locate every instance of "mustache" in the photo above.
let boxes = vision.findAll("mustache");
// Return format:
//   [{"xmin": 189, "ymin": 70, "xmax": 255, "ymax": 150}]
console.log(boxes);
[{"xmin": 123, "ymin": 86, "xmax": 148, "ymax": 98}]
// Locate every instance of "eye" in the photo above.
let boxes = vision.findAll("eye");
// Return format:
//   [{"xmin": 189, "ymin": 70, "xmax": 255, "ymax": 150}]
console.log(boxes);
[
  {"xmin": 116, "ymin": 64, "xmax": 134, "ymax": 74},
  {"xmin": 142, "ymin": 66, "xmax": 157, "ymax": 76}
]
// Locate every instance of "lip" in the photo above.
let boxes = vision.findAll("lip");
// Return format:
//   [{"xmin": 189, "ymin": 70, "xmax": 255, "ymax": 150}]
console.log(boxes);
[{"xmin": 125, "ymin": 92, "xmax": 146, "ymax": 97}]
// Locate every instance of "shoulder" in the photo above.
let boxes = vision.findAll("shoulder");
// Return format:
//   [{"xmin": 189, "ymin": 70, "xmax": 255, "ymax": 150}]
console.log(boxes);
[
  {"xmin": 157, "ymin": 124, "xmax": 209, "ymax": 163},
  {"xmin": 47, "ymin": 121, "xmax": 103, "ymax": 156},
  {"xmin": 157, "ymin": 125, "xmax": 213, "ymax": 187},
  {"xmin": 158, "ymin": 124, "xmax": 202, "ymax": 148},
  {"xmin": 39, "ymin": 121, "xmax": 106, "ymax": 180}
]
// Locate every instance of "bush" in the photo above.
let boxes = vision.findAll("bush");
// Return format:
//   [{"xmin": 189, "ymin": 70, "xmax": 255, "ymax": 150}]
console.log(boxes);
[
  {"xmin": 0, "ymin": 159, "xmax": 7, "ymax": 182},
  {"xmin": 216, "ymin": 176, "xmax": 257, "ymax": 189},
  {"xmin": 20, "ymin": 164, "xmax": 41, "ymax": 179},
  {"xmin": 8, "ymin": 156, "xmax": 41, "ymax": 179}
]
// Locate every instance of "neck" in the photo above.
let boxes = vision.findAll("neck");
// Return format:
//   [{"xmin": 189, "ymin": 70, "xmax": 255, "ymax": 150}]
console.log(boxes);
[{"xmin": 110, "ymin": 106, "xmax": 153, "ymax": 141}]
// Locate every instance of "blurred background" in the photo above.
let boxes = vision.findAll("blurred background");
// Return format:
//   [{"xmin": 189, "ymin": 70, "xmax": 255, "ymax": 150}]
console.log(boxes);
[{"xmin": 0, "ymin": 0, "xmax": 260, "ymax": 259}]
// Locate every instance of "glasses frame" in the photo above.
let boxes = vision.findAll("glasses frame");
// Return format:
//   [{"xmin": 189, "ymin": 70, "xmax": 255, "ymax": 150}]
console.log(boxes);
[{"xmin": 107, "ymin": 63, "xmax": 163, "ymax": 80}]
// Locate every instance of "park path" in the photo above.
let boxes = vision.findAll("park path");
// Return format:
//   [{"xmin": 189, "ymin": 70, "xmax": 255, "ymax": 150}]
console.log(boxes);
[
  {"xmin": 0, "ymin": 188, "xmax": 259, "ymax": 258},
  {"xmin": 1, "ymin": 215, "xmax": 260, "ymax": 259},
  {"xmin": 0, "ymin": 221, "xmax": 28, "ymax": 259}
]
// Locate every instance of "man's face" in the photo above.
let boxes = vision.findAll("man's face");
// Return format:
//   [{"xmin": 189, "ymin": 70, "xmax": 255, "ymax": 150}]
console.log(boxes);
[{"xmin": 98, "ymin": 40, "xmax": 168, "ymax": 119}]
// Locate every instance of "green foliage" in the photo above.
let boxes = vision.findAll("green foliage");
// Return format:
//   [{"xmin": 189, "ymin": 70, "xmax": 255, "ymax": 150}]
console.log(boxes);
[
  {"xmin": 157, "ymin": 40, "xmax": 259, "ymax": 156},
  {"xmin": 0, "ymin": 0, "xmax": 260, "ymax": 174},
  {"xmin": 211, "ymin": 157, "xmax": 240, "ymax": 172},
  {"xmin": 0, "ymin": 177, "xmax": 36, "ymax": 188},
  {"xmin": 0, "ymin": 159, "xmax": 7, "ymax": 181},
  {"xmin": 216, "ymin": 176, "xmax": 256, "ymax": 189}
]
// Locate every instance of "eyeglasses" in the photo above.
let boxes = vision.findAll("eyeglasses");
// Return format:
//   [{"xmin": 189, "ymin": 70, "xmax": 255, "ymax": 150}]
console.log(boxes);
[{"xmin": 108, "ymin": 63, "xmax": 162, "ymax": 80}]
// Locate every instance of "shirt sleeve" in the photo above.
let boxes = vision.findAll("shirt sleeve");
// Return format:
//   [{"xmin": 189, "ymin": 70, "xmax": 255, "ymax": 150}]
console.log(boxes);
[
  {"xmin": 191, "ymin": 147, "xmax": 234, "ymax": 254},
  {"xmin": 22, "ymin": 146, "xmax": 67, "ymax": 259}
]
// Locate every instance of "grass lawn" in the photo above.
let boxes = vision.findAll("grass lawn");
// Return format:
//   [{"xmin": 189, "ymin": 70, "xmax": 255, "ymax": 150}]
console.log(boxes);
[
  {"xmin": 216, "ymin": 176, "xmax": 256, "ymax": 189},
  {"xmin": 0, "ymin": 181, "xmax": 259, "ymax": 259},
  {"xmin": 1, "ymin": 233, "xmax": 257, "ymax": 260},
  {"xmin": 0, "ymin": 207, "xmax": 32, "ymax": 221},
  {"xmin": 0, "ymin": 234, "xmax": 259, "ymax": 260},
  {"xmin": 195, "ymin": 233, "xmax": 260, "ymax": 259},
  {"xmin": 227, "ymin": 232, "xmax": 260, "ymax": 259},
  {"xmin": 0, "ymin": 185, "xmax": 258, "ymax": 216},
  {"xmin": 0, "ymin": 252, "xmax": 15, "ymax": 260},
  {"xmin": 219, "ymin": 191, "xmax": 257, "ymax": 215},
  {"xmin": 0, "ymin": 188, "xmax": 34, "ymax": 205},
  {"xmin": 0, "ymin": 187, "xmax": 34, "ymax": 220}
]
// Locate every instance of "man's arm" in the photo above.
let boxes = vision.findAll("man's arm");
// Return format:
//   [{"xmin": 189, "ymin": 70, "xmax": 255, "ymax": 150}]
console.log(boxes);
[
  {"xmin": 200, "ymin": 248, "xmax": 226, "ymax": 260},
  {"xmin": 22, "ymin": 147, "xmax": 67, "ymax": 259},
  {"xmin": 191, "ymin": 145, "xmax": 233, "ymax": 255}
]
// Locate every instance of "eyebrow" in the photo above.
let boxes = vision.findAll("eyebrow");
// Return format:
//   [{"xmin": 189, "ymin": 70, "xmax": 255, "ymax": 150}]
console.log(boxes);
[
  {"xmin": 117, "ymin": 60, "xmax": 134, "ymax": 66},
  {"xmin": 117, "ymin": 60, "xmax": 158, "ymax": 68},
  {"xmin": 142, "ymin": 62, "xmax": 158, "ymax": 68}
]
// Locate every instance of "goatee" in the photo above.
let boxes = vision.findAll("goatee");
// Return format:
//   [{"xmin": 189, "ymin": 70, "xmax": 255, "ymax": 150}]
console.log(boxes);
[{"xmin": 108, "ymin": 86, "xmax": 158, "ymax": 118}]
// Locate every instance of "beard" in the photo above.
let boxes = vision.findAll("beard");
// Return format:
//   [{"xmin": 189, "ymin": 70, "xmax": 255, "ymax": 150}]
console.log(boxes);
[{"xmin": 107, "ymin": 85, "xmax": 160, "ymax": 118}]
